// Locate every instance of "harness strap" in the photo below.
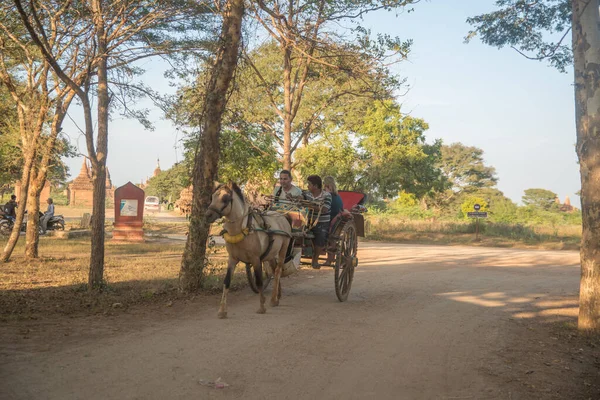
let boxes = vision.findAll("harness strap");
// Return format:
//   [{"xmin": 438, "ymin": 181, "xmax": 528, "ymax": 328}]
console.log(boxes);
[
  {"xmin": 274, "ymin": 186, "xmax": 283, "ymax": 202},
  {"xmin": 259, "ymin": 231, "xmax": 275, "ymax": 262}
]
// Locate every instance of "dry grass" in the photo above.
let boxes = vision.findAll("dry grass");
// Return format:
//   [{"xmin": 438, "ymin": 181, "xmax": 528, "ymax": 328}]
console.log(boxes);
[
  {"xmin": 0, "ymin": 237, "xmax": 247, "ymax": 320},
  {"xmin": 366, "ymin": 217, "xmax": 582, "ymax": 250}
]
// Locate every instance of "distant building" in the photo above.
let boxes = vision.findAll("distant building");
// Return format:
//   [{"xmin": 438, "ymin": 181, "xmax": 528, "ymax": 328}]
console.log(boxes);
[
  {"xmin": 153, "ymin": 158, "xmax": 161, "ymax": 177},
  {"xmin": 67, "ymin": 160, "xmax": 115, "ymax": 206},
  {"xmin": 555, "ymin": 195, "xmax": 576, "ymax": 213},
  {"xmin": 13, "ymin": 180, "xmax": 51, "ymax": 203},
  {"xmin": 139, "ymin": 158, "xmax": 161, "ymax": 190}
]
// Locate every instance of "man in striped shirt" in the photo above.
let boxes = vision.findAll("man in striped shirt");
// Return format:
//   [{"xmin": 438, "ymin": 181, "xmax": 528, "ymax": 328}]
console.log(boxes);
[{"xmin": 304, "ymin": 175, "xmax": 331, "ymax": 269}]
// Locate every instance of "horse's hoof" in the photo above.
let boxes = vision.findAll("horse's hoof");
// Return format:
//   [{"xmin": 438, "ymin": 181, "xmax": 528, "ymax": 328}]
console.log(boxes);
[
  {"xmin": 270, "ymin": 299, "xmax": 279, "ymax": 307},
  {"xmin": 218, "ymin": 311, "xmax": 227, "ymax": 319},
  {"xmin": 257, "ymin": 307, "xmax": 266, "ymax": 314}
]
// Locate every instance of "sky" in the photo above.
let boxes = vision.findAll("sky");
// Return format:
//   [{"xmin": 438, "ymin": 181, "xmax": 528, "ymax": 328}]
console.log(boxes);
[{"xmin": 62, "ymin": 0, "xmax": 581, "ymax": 206}]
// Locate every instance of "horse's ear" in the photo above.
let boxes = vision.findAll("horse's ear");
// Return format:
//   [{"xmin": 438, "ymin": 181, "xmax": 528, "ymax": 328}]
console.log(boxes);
[{"xmin": 213, "ymin": 181, "xmax": 220, "ymax": 190}]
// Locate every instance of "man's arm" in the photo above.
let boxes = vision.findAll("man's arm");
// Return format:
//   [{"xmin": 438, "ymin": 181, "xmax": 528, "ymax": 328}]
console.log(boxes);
[{"xmin": 318, "ymin": 192, "xmax": 331, "ymax": 214}]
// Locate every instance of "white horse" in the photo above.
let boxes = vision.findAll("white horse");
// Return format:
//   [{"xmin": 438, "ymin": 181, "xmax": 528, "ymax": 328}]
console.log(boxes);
[{"xmin": 206, "ymin": 182, "xmax": 292, "ymax": 318}]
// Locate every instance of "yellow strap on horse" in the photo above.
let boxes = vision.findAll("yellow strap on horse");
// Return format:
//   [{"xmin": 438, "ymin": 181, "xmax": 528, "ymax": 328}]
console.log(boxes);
[{"xmin": 222, "ymin": 228, "xmax": 249, "ymax": 244}]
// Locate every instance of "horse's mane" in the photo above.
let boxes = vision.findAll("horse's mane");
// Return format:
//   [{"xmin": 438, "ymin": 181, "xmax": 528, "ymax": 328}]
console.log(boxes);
[{"xmin": 229, "ymin": 182, "xmax": 245, "ymax": 205}]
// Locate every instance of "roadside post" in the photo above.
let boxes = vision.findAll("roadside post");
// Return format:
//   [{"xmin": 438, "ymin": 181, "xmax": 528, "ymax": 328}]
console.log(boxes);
[{"xmin": 467, "ymin": 203, "xmax": 488, "ymax": 241}]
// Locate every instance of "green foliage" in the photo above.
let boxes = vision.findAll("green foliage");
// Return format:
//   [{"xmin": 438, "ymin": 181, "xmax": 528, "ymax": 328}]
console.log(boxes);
[
  {"xmin": 427, "ymin": 143, "xmax": 498, "ymax": 213},
  {"xmin": 488, "ymin": 196, "xmax": 519, "ymax": 223},
  {"xmin": 387, "ymin": 204, "xmax": 436, "ymax": 220},
  {"xmin": 522, "ymin": 188, "xmax": 557, "ymax": 210},
  {"xmin": 466, "ymin": 0, "xmax": 572, "ymax": 72},
  {"xmin": 0, "ymin": 87, "xmax": 21, "ymax": 189},
  {"xmin": 359, "ymin": 100, "xmax": 444, "ymax": 198},
  {"xmin": 49, "ymin": 191, "xmax": 68, "ymax": 206},
  {"xmin": 294, "ymin": 129, "xmax": 361, "ymax": 191},
  {"xmin": 295, "ymin": 100, "xmax": 445, "ymax": 200},
  {"xmin": 217, "ymin": 127, "xmax": 278, "ymax": 191},
  {"xmin": 396, "ymin": 191, "xmax": 418, "ymax": 207},
  {"xmin": 439, "ymin": 143, "xmax": 497, "ymax": 192},
  {"xmin": 144, "ymin": 162, "xmax": 191, "ymax": 203}
]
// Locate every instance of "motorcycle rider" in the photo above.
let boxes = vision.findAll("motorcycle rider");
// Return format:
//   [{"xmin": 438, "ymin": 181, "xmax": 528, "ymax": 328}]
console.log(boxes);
[
  {"xmin": 40, "ymin": 198, "xmax": 54, "ymax": 234},
  {"xmin": 3, "ymin": 195, "xmax": 17, "ymax": 223}
]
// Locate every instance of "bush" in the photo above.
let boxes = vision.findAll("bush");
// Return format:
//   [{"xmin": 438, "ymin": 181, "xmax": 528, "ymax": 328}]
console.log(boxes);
[{"xmin": 51, "ymin": 192, "xmax": 69, "ymax": 206}]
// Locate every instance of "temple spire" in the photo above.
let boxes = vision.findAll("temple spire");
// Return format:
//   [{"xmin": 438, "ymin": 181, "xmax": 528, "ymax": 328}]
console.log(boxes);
[
  {"xmin": 78, "ymin": 159, "xmax": 91, "ymax": 179},
  {"xmin": 153, "ymin": 157, "xmax": 161, "ymax": 177}
]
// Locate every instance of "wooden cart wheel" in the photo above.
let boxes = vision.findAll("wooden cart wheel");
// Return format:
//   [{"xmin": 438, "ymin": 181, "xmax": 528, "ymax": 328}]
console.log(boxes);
[
  {"xmin": 334, "ymin": 222, "xmax": 357, "ymax": 302},
  {"xmin": 245, "ymin": 263, "xmax": 272, "ymax": 293}
]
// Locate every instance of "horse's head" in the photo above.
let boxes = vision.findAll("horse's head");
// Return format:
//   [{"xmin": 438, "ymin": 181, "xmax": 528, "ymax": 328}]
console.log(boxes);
[{"xmin": 206, "ymin": 182, "xmax": 244, "ymax": 223}]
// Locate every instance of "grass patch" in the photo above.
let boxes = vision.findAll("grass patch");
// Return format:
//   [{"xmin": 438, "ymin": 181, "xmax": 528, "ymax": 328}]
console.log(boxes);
[
  {"xmin": 366, "ymin": 217, "xmax": 581, "ymax": 250},
  {"xmin": 0, "ymin": 236, "xmax": 247, "ymax": 320}
]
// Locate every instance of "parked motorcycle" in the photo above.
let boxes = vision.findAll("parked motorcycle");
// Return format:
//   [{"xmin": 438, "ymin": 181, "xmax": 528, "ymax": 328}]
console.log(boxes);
[
  {"xmin": 0, "ymin": 211, "xmax": 65, "ymax": 236},
  {"xmin": 32, "ymin": 211, "xmax": 65, "ymax": 233},
  {"xmin": 0, "ymin": 214, "xmax": 14, "ymax": 236},
  {"xmin": 0, "ymin": 214, "xmax": 26, "ymax": 236}
]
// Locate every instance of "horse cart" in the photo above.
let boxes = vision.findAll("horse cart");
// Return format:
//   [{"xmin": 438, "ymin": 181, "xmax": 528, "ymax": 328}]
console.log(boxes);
[{"xmin": 245, "ymin": 191, "xmax": 367, "ymax": 302}]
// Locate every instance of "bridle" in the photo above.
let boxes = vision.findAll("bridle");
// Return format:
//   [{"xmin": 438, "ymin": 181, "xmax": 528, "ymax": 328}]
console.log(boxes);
[{"xmin": 207, "ymin": 187, "xmax": 233, "ymax": 218}]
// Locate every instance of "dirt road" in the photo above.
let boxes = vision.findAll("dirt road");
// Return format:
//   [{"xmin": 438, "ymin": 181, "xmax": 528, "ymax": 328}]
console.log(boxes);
[{"xmin": 2, "ymin": 242, "xmax": 598, "ymax": 399}]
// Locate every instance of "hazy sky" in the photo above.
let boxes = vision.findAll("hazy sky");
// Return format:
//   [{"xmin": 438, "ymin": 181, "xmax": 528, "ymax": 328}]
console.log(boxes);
[{"xmin": 63, "ymin": 0, "xmax": 580, "ymax": 206}]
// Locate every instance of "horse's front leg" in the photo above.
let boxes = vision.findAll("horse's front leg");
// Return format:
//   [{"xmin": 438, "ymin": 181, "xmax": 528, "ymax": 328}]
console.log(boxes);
[
  {"xmin": 254, "ymin": 263, "xmax": 267, "ymax": 314},
  {"xmin": 218, "ymin": 257, "xmax": 237, "ymax": 319}
]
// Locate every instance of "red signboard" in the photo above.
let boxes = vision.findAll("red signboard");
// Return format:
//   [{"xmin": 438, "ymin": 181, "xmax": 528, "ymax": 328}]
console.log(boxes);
[{"xmin": 113, "ymin": 182, "xmax": 145, "ymax": 241}]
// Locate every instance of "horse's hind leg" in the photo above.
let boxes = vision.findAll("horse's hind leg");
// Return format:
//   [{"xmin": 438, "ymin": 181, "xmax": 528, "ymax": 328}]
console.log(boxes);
[
  {"xmin": 218, "ymin": 258, "xmax": 237, "ymax": 319},
  {"xmin": 271, "ymin": 241, "xmax": 288, "ymax": 306},
  {"xmin": 269, "ymin": 259, "xmax": 280, "ymax": 307},
  {"xmin": 254, "ymin": 263, "xmax": 266, "ymax": 314}
]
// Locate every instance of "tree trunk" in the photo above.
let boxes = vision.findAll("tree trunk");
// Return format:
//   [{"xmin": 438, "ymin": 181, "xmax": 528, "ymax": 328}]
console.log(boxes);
[
  {"xmin": 572, "ymin": 0, "xmax": 600, "ymax": 333},
  {"xmin": 282, "ymin": 46, "xmax": 293, "ymax": 170},
  {"xmin": 88, "ymin": 166, "xmax": 107, "ymax": 287},
  {"xmin": 1, "ymin": 153, "xmax": 34, "ymax": 261},
  {"xmin": 24, "ymin": 94, "xmax": 74, "ymax": 259},
  {"xmin": 24, "ymin": 180, "xmax": 41, "ymax": 258},
  {"xmin": 179, "ymin": 0, "xmax": 244, "ymax": 292},
  {"xmin": 88, "ymin": 3, "xmax": 109, "ymax": 289}
]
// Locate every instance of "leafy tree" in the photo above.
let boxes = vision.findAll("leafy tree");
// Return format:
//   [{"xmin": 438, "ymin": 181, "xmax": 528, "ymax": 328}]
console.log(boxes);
[
  {"xmin": 0, "ymin": 87, "xmax": 20, "ymax": 190},
  {"xmin": 474, "ymin": 187, "xmax": 518, "ymax": 223},
  {"xmin": 14, "ymin": 0, "xmax": 214, "ymax": 287},
  {"xmin": 522, "ymin": 188, "xmax": 558, "ymax": 210},
  {"xmin": 360, "ymin": 101, "xmax": 444, "ymax": 199},
  {"xmin": 466, "ymin": 0, "xmax": 572, "ymax": 72},
  {"xmin": 0, "ymin": 4, "xmax": 82, "ymax": 260},
  {"xmin": 427, "ymin": 143, "xmax": 498, "ymax": 215},
  {"xmin": 293, "ymin": 128, "xmax": 362, "ymax": 191},
  {"xmin": 295, "ymin": 100, "xmax": 445, "ymax": 200},
  {"xmin": 489, "ymin": 197, "xmax": 519, "ymax": 224},
  {"xmin": 467, "ymin": 0, "xmax": 600, "ymax": 331},
  {"xmin": 179, "ymin": 0, "xmax": 245, "ymax": 292},
  {"xmin": 144, "ymin": 162, "xmax": 191, "ymax": 203},
  {"xmin": 440, "ymin": 143, "xmax": 498, "ymax": 192},
  {"xmin": 248, "ymin": 0, "xmax": 416, "ymax": 169}
]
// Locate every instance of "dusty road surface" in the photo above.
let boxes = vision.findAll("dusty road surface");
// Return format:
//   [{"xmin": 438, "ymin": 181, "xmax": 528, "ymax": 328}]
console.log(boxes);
[{"xmin": 2, "ymin": 242, "xmax": 599, "ymax": 399}]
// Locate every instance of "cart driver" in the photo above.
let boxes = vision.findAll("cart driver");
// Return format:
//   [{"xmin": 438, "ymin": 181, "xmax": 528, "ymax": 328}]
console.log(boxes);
[{"xmin": 273, "ymin": 169, "xmax": 303, "ymax": 202}]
